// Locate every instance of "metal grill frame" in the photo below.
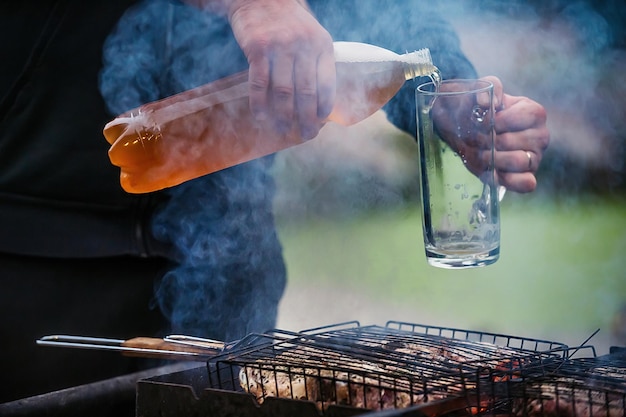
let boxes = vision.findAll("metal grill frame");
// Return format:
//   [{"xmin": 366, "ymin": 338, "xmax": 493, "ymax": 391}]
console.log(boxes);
[
  {"xmin": 385, "ymin": 321, "xmax": 569, "ymax": 353},
  {"xmin": 204, "ymin": 321, "xmax": 570, "ymax": 414},
  {"xmin": 462, "ymin": 347, "xmax": 626, "ymax": 417},
  {"xmin": 132, "ymin": 322, "xmax": 626, "ymax": 417}
]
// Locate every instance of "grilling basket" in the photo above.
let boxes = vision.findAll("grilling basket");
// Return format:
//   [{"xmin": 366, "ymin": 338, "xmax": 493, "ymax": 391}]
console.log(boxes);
[{"xmin": 38, "ymin": 321, "xmax": 626, "ymax": 417}]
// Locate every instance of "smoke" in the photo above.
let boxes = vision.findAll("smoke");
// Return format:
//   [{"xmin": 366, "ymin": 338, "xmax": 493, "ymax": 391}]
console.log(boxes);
[
  {"xmin": 98, "ymin": 0, "xmax": 626, "ymax": 341},
  {"xmin": 99, "ymin": 0, "xmax": 285, "ymax": 341},
  {"xmin": 541, "ymin": 1, "xmax": 626, "ymax": 193},
  {"xmin": 150, "ymin": 165, "xmax": 286, "ymax": 341},
  {"xmin": 100, "ymin": 0, "xmax": 247, "ymax": 113},
  {"xmin": 276, "ymin": 0, "xmax": 626, "ymax": 222},
  {"xmin": 444, "ymin": 0, "xmax": 626, "ymax": 194}
]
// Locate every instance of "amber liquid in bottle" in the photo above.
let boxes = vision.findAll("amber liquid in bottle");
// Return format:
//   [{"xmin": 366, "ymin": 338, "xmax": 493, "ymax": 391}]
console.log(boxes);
[{"xmin": 103, "ymin": 42, "xmax": 439, "ymax": 193}]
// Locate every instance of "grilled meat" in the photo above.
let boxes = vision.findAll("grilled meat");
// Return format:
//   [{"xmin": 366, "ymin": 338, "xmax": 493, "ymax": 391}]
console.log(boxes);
[
  {"xmin": 238, "ymin": 365, "xmax": 440, "ymax": 410},
  {"xmin": 511, "ymin": 377, "xmax": 626, "ymax": 417},
  {"xmin": 236, "ymin": 336, "xmax": 530, "ymax": 411}
]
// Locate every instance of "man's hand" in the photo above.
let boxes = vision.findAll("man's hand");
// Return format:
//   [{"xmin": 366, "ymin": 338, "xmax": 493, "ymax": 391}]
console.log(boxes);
[
  {"xmin": 226, "ymin": 0, "xmax": 336, "ymax": 140},
  {"xmin": 483, "ymin": 76, "xmax": 550, "ymax": 193},
  {"xmin": 431, "ymin": 76, "xmax": 549, "ymax": 193},
  {"xmin": 485, "ymin": 76, "xmax": 550, "ymax": 193}
]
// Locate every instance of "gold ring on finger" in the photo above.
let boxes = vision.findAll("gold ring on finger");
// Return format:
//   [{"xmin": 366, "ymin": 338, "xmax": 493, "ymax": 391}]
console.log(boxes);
[{"xmin": 525, "ymin": 151, "xmax": 533, "ymax": 170}]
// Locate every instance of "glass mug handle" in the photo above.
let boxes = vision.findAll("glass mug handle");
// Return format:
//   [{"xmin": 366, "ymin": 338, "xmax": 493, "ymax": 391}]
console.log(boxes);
[{"xmin": 498, "ymin": 185, "xmax": 506, "ymax": 202}]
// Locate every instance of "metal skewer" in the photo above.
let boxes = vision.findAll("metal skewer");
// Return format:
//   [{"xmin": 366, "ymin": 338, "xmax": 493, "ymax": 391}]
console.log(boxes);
[{"xmin": 37, "ymin": 334, "xmax": 222, "ymax": 361}]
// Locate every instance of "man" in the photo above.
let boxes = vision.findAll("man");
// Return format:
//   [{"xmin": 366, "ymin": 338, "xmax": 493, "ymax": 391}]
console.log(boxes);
[{"xmin": 0, "ymin": 0, "xmax": 548, "ymax": 402}]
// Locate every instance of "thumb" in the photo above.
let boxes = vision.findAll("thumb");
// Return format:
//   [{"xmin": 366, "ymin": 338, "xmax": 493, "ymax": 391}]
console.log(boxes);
[{"xmin": 480, "ymin": 75, "xmax": 504, "ymax": 110}]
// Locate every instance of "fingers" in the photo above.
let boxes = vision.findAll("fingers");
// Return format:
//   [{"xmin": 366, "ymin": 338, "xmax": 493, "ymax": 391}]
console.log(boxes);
[
  {"xmin": 253, "ymin": 36, "xmax": 335, "ymax": 140},
  {"xmin": 496, "ymin": 128, "xmax": 550, "ymax": 154},
  {"xmin": 282, "ymin": 34, "xmax": 335, "ymax": 139},
  {"xmin": 495, "ymin": 95, "xmax": 548, "ymax": 133},
  {"xmin": 229, "ymin": 0, "xmax": 335, "ymax": 140},
  {"xmin": 479, "ymin": 76, "xmax": 504, "ymax": 109},
  {"xmin": 497, "ymin": 171, "xmax": 537, "ymax": 193},
  {"xmin": 316, "ymin": 49, "xmax": 336, "ymax": 119},
  {"xmin": 246, "ymin": 40, "xmax": 273, "ymax": 122},
  {"xmin": 491, "ymin": 94, "xmax": 550, "ymax": 193},
  {"xmin": 293, "ymin": 46, "xmax": 335, "ymax": 139},
  {"xmin": 270, "ymin": 51, "xmax": 297, "ymax": 134},
  {"xmin": 495, "ymin": 149, "xmax": 541, "ymax": 174},
  {"xmin": 494, "ymin": 145, "xmax": 543, "ymax": 193},
  {"xmin": 493, "ymin": 97, "xmax": 549, "ymax": 171}
]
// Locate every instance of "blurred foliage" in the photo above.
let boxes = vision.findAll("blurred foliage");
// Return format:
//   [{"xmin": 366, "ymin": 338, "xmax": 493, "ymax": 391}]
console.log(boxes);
[
  {"xmin": 272, "ymin": 0, "xmax": 626, "ymax": 350},
  {"xmin": 276, "ymin": 192, "xmax": 626, "ymax": 351}
]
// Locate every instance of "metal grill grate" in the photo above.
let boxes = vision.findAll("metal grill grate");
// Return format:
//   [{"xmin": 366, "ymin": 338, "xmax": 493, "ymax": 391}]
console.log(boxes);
[
  {"xmin": 385, "ymin": 321, "xmax": 570, "ymax": 353},
  {"xmin": 464, "ymin": 348, "xmax": 626, "ymax": 417},
  {"xmin": 205, "ymin": 321, "xmax": 569, "ymax": 414}
]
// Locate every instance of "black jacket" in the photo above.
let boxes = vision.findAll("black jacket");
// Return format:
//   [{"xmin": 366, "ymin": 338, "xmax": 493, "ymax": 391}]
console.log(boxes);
[
  {"xmin": 0, "ymin": 0, "xmax": 475, "ymax": 259},
  {"xmin": 0, "ymin": 0, "xmax": 165, "ymax": 257}
]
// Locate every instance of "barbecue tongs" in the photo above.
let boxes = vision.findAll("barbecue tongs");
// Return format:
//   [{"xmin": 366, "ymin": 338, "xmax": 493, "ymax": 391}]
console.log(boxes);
[{"xmin": 37, "ymin": 334, "xmax": 227, "ymax": 361}]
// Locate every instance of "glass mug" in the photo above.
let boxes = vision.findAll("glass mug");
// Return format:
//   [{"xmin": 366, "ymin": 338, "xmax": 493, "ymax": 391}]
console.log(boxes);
[{"xmin": 415, "ymin": 79, "xmax": 500, "ymax": 269}]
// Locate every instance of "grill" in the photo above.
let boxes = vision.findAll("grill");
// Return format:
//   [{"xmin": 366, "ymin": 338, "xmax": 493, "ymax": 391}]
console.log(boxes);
[
  {"xmin": 471, "ymin": 347, "xmax": 626, "ymax": 417},
  {"xmin": 215, "ymin": 322, "xmax": 565, "ymax": 409},
  {"xmin": 5, "ymin": 321, "xmax": 625, "ymax": 417},
  {"xmin": 136, "ymin": 321, "xmax": 578, "ymax": 417}
]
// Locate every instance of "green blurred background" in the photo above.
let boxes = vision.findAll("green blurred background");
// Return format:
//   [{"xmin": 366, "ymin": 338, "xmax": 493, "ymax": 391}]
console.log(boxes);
[{"xmin": 273, "ymin": 1, "xmax": 626, "ymax": 354}]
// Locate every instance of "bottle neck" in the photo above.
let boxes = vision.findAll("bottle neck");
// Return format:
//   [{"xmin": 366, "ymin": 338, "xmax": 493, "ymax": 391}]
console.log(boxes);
[{"xmin": 400, "ymin": 48, "xmax": 440, "ymax": 81}]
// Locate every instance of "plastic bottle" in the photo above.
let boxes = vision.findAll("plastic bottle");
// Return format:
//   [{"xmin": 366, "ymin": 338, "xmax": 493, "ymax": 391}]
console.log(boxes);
[{"xmin": 103, "ymin": 41, "xmax": 440, "ymax": 193}]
